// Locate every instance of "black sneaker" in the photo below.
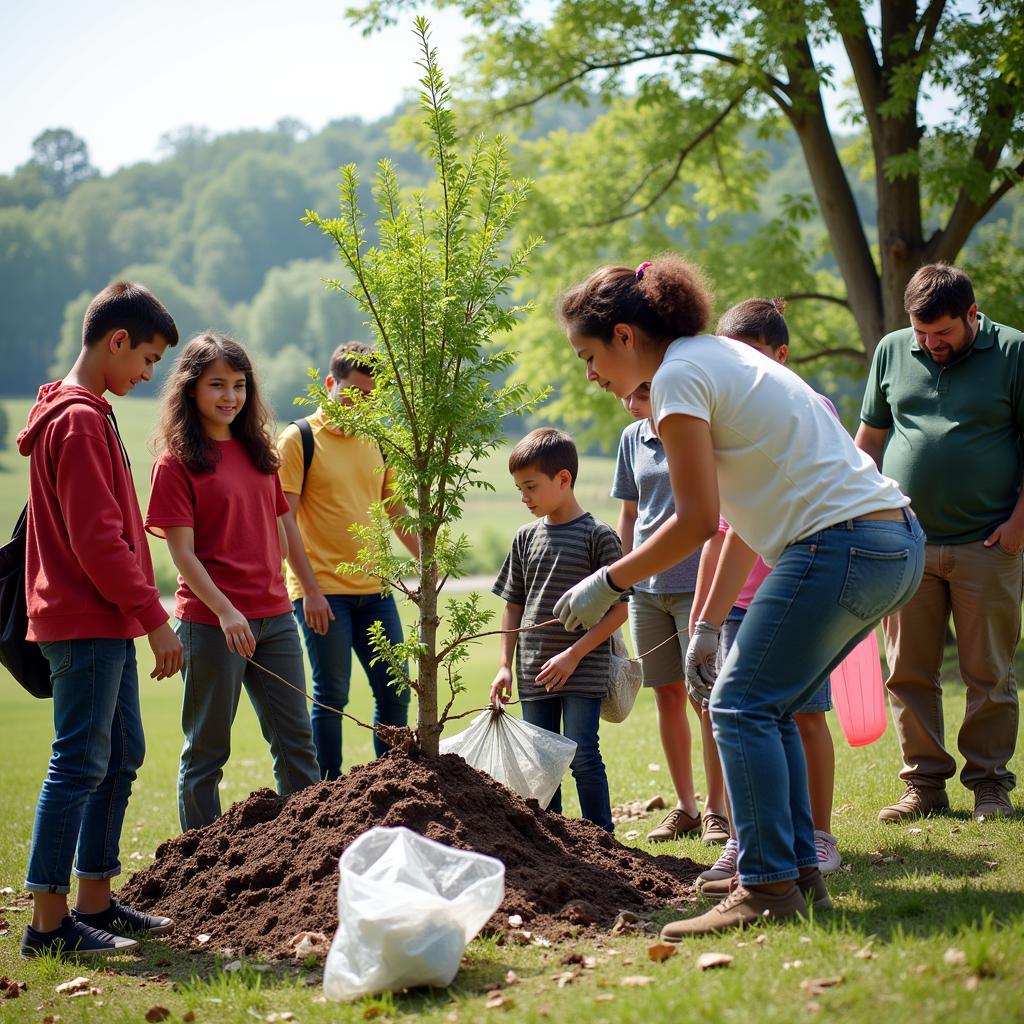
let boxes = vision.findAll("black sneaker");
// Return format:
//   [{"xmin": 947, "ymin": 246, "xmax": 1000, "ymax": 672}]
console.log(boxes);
[
  {"xmin": 73, "ymin": 897, "xmax": 174, "ymax": 937},
  {"xmin": 21, "ymin": 915, "xmax": 139, "ymax": 959}
]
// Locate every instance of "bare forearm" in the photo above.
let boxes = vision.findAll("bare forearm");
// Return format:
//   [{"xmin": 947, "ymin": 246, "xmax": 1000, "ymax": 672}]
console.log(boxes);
[
  {"xmin": 168, "ymin": 545, "xmax": 234, "ymax": 618},
  {"xmin": 277, "ymin": 517, "xmax": 288, "ymax": 561},
  {"xmin": 608, "ymin": 513, "xmax": 716, "ymax": 591},
  {"xmin": 282, "ymin": 511, "xmax": 320, "ymax": 596},
  {"xmin": 572, "ymin": 601, "xmax": 628, "ymax": 659},
  {"xmin": 617, "ymin": 504, "xmax": 637, "ymax": 554},
  {"xmin": 854, "ymin": 423, "xmax": 888, "ymax": 471},
  {"xmin": 394, "ymin": 525, "xmax": 419, "ymax": 558},
  {"xmin": 499, "ymin": 603, "xmax": 524, "ymax": 668},
  {"xmin": 691, "ymin": 530, "xmax": 725, "ymax": 631},
  {"xmin": 699, "ymin": 530, "xmax": 758, "ymax": 625}
]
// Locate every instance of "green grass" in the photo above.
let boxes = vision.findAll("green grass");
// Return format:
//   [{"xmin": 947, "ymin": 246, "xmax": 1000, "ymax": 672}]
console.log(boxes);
[
  {"xmin": 1, "ymin": 616, "xmax": 1022, "ymax": 1022},
  {"xmin": 1, "ymin": 396, "xmax": 1023, "ymax": 1021}
]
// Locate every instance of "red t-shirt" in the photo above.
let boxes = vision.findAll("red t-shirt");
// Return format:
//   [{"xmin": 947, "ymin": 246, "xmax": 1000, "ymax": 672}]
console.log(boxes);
[{"xmin": 146, "ymin": 440, "xmax": 292, "ymax": 626}]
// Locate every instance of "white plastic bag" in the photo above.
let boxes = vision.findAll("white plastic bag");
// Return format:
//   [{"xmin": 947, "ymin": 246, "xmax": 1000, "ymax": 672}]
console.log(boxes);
[
  {"xmin": 323, "ymin": 826, "xmax": 505, "ymax": 1001},
  {"xmin": 439, "ymin": 706, "xmax": 577, "ymax": 808},
  {"xmin": 601, "ymin": 629, "xmax": 643, "ymax": 723}
]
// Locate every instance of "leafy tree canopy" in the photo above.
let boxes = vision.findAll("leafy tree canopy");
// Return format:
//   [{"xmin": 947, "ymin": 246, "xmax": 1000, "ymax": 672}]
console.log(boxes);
[{"xmin": 351, "ymin": 0, "xmax": 1024, "ymax": 439}]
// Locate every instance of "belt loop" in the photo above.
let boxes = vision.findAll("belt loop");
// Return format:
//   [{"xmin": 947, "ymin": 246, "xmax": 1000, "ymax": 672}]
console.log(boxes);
[
  {"xmin": 844, "ymin": 519, "xmax": 854, "ymax": 530},
  {"xmin": 902, "ymin": 506, "xmax": 912, "ymax": 527}
]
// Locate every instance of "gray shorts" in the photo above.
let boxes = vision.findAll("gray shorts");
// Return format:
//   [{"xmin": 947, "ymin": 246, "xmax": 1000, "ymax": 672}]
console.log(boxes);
[
  {"xmin": 722, "ymin": 606, "xmax": 832, "ymax": 713},
  {"xmin": 628, "ymin": 590, "xmax": 694, "ymax": 687}
]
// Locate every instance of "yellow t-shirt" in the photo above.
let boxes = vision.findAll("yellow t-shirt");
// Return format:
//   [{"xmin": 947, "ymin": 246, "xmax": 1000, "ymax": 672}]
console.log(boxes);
[{"xmin": 277, "ymin": 407, "xmax": 393, "ymax": 598}]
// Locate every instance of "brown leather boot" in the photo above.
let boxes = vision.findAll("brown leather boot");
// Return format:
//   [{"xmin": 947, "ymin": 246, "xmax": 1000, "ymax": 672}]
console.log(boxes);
[
  {"xmin": 661, "ymin": 884, "xmax": 807, "ymax": 940},
  {"xmin": 645, "ymin": 807, "xmax": 701, "ymax": 841},
  {"xmin": 878, "ymin": 784, "xmax": 949, "ymax": 823},
  {"xmin": 701, "ymin": 870, "xmax": 831, "ymax": 910}
]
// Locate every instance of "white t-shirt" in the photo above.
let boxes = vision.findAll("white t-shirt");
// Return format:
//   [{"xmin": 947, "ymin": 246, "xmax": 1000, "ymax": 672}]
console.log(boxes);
[{"xmin": 650, "ymin": 335, "xmax": 909, "ymax": 565}]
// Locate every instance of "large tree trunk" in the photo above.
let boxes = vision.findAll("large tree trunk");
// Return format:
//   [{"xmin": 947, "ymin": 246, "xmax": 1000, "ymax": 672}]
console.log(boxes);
[
  {"xmin": 784, "ymin": 38, "xmax": 884, "ymax": 358},
  {"xmin": 874, "ymin": 1, "xmax": 928, "ymax": 337}
]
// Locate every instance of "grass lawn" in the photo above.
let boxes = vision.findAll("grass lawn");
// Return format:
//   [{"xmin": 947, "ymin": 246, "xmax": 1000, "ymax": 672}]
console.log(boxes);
[
  {"xmin": 1, "ymin": 396, "xmax": 1022, "ymax": 1021},
  {"xmin": 1, "ymin": 598, "xmax": 1022, "ymax": 1023}
]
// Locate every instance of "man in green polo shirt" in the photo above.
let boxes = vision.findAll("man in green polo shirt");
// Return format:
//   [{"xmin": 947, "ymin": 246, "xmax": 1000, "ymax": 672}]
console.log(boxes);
[{"xmin": 856, "ymin": 263, "xmax": 1022, "ymax": 823}]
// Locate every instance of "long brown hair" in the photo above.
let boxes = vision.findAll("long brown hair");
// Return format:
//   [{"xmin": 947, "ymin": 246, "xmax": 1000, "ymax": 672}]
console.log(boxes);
[{"xmin": 153, "ymin": 332, "xmax": 280, "ymax": 475}]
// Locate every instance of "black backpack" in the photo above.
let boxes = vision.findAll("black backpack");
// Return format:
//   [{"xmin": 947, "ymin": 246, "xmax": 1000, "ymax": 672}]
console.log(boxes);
[
  {"xmin": 291, "ymin": 418, "xmax": 315, "ymax": 490},
  {"xmin": 0, "ymin": 504, "xmax": 53, "ymax": 698}
]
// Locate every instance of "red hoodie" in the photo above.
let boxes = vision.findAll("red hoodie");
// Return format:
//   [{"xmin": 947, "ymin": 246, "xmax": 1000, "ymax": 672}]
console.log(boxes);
[{"xmin": 17, "ymin": 382, "xmax": 168, "ymax": 641}]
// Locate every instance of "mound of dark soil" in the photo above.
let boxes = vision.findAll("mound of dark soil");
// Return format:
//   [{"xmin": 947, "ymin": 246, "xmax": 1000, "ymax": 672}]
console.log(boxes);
[{"xmin": 120, "ymin": 751, "xmax": 702, "ymax": 958}]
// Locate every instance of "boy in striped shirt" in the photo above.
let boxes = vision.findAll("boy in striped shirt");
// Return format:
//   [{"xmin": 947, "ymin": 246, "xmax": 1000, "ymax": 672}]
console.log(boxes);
[{"xmin": 490, "ymin": 428, "xmax": 628, "ymax": 831}]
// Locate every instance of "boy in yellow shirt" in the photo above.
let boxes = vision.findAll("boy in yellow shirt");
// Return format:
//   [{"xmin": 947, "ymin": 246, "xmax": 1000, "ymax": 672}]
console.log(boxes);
[{"xmin": 278, "ymin": 342, "xmax": 418, "ymax": 778}]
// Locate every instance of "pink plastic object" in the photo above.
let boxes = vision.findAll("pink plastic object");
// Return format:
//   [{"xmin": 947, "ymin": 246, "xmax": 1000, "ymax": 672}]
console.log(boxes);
[{"xmin": 831, "ymin": 630, "xmax": 887, "ymax": 747}]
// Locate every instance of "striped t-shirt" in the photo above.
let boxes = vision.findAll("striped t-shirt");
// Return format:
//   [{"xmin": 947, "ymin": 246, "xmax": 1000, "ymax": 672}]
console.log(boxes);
[{"xmin": 492, "ymin": 512, "xmax": 627, "ymax": 701}]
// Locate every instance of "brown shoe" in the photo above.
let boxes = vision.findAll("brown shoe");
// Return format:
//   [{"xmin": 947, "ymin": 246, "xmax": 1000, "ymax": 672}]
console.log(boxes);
[
  {"xmin": 661, "ymin": 883, "xmax": 807, "ymax": 940},
  {"xmin": 878, "ymin": 784, "xmax": 949, "ymax": 823},
  {"xmin": 701, "ymin": 812, "xmax": 730, "ymax": 845},
  {"xmin": 701, "ymin": 870, "xmax": 831, "ymax": 910},
  {"xmin": 974, "ymin": 782, "xmax": 1014, "ymax": 821},
  {"xmin": 646, "ymin": 807, "xmax": 701, "ymax": 842}
]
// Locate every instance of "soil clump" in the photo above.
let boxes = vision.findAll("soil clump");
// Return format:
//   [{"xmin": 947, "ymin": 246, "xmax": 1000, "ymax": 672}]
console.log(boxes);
[{"xmin": 121, "ymin": 751, "xmax": 702, "ymax": 958}]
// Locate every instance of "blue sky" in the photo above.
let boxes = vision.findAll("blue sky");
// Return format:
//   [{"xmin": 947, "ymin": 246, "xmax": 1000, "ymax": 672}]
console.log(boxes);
[
  {"xmin": 2, "ymin": 0, "xmax": 960, "ymax": 176},
  {"xmin": 1, "ymin": 0, "xmax": 468, "ymax": 174}
]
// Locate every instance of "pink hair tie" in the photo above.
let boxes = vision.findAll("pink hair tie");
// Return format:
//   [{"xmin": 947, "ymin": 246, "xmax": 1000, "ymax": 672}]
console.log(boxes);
[{"xmin": 635, "ymin": 261, "xmax": 652, "ymax": 280}]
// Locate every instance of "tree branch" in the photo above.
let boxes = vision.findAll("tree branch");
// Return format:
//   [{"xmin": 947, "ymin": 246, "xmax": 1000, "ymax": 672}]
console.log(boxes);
[
  {"xmin": 783, "ymin": 291, "xmax": 851, "ymax": 310},
  {"xmin": 928, "ymin": 157, "xmax": 1024, "ymax": 262},
  {"xmin": 838, "ymin": 9, "xmax": 883, "ymax": 141},
  {"xmin": 915, "ymin": 0, "xmax": 947, "ymax": 63},
  {"xmin": 568, "ymin": 89, "xmax": 749, "ymax": 232},
  {"xmin": 789, "ymin": 346, "xmax": 866, "ymax": 366},
  {"xmin": 468, "ymin": 47, "xmax": 789, "ymax": 131}
]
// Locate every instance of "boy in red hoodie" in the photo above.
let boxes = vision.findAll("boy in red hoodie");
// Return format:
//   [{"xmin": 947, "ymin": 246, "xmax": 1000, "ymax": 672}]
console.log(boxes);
[{"xmin": 18, "ymin": 281, "xmax": 183, "ymax": 959}]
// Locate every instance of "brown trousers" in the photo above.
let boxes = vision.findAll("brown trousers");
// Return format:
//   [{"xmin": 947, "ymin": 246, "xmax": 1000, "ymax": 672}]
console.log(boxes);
[{"xmin": 883, "ymin": 540, "xmax": 1021, "ymax": 792}]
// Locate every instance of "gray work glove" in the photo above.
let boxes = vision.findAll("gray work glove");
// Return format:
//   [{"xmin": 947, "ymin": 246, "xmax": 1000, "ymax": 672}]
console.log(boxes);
[
  {"xmin": 553, "ymin": 566, "xmax": 621, "ymax": 632},
  {"xmin": 685, "ymin": 620, "xmax": 721, "ymax": 707}
]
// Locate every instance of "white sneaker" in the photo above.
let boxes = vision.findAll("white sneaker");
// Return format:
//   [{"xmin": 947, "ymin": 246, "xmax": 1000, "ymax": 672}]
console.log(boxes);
[
  {"xmin": 815, "ymin": 830, "xmax": 841, "ymax": 874},
  {"xmin": 697, "ymin": 837, "xmax": 738, "ymax": 884}
]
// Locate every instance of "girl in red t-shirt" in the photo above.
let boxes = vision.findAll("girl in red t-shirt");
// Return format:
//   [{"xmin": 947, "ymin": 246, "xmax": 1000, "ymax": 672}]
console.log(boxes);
[{"xmin": 147, "ymin": 333, "xmax": 320, "ymax": 831}]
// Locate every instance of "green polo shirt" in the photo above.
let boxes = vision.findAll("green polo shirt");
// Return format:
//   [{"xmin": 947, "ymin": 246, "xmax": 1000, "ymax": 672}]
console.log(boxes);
[{"xmin": 861, "ymin": 315, "xmax": 1024, "ymax": 543}]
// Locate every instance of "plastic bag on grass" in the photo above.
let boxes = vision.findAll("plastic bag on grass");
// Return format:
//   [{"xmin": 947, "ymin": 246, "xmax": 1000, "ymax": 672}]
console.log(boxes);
[
  {"xmin": 439, "ymin": 705, "xmax": 577, "ymax": 808},
  {"xmin": 323, "ymin": 826, "xmax": 504, "ymax": 1001}
]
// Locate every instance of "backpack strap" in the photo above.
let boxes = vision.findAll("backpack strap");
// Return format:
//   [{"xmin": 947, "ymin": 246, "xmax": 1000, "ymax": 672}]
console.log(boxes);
[{"xmin": 291, "ymin": 418, "xmax": 314, "ymax": 492}]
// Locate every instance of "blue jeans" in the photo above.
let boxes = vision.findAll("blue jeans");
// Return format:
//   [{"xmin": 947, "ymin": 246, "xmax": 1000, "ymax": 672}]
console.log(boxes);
[
  {"xmin": 520, "ymin": 695, "xmax": 613, "ymax": 832},
  {"xmin": 25, "ymin": 639, "xmax": 145, "ymax": 893},
  {"xmin": 709, "ymin": 511, "xmax": 925, "ymax": 885},
  {"xmin": 294, "ymin": 593, "xmax": 410, "ymax": 780},
  {"xmin": 177, "ymin": 613, "xmax": 321, "ymax": 831},
  {"xmin": 722, "ymin": 607, "xmax": 832, "ymax": 713}
]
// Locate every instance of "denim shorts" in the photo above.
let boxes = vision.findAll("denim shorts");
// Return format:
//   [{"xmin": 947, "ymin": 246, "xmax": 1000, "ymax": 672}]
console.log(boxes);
[{"xmin": 722, "ymin": 606, "xmax": 832, "ymax": 713}]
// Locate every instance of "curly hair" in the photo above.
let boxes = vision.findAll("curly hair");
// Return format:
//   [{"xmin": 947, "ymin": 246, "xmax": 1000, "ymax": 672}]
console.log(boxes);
[
  {"xmin": 153, "ymin": 333, "xmax": 280, "ymax": 475},
  {"xmin": 557, "ymin": 253, "xmax": 713, "ymax": 345},
  {"xmin": 716, "ymin": 297, "xmax": 789, "ymax": 350}
]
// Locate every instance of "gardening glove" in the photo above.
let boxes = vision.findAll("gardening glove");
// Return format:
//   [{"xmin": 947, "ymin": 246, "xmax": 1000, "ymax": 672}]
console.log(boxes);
[
  {"xmin": 685, "ymin": 620, "xmax": 721, "ymax": 708},
  {"xmin": 553, "ymin": 566, "xmax": 622, "ymax": 632}
]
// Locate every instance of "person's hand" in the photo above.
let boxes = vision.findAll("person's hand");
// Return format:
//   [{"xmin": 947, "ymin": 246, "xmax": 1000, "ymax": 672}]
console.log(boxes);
[
  {"xmin": 218, "ymin": 606, "xmax": 256, "ymax": 658},
  {"xmin": 147, "ymin": 621, "xmax": 183, "ymax": 680},
  {"xmin": 685, "ymin": 620, "xmax": 721, "ymax": 707},
  {"xmin": 302, "ymin": 589, "xmax": 335, "ymax": 636},
  {"xmin": 984, "ymin": 516, "xmax": 1024, "ymax": 555},
  {"xmin": 553, "ymin": 567, "xmax": 621, "ymax": 632},
  {"xmin": 536, "ymin": 647, "xmax": 581, "ymax": 693},
  {"xmin": 490, "ymin": 667, "xmax": 514, "ymax": 706}
]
